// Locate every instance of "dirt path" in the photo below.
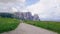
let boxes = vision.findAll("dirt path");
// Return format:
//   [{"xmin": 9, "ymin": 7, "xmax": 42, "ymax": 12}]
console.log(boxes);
[{"xmin": 1, "ymin": 23, "xmax": 58, "ymax": 34}]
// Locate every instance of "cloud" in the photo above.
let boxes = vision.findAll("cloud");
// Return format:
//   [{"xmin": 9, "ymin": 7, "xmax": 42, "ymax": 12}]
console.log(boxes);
[
  {"xmin": 27, "ymin": 0, "xmax": 60, "ymax": 21},
  {"xmin": 0, "ymin": 0, "xmax": 25, "ymax": 3},
  {"xmin": 0, "ymin": 0, "xmax": 26, "ymax": 12},
  {"xmin": 0, "ymin": 0, "xmax": 26, "ymax": 8},
  {"xmin": 11, "ymin": 7, "xmax": 18, "ymax": 12}
]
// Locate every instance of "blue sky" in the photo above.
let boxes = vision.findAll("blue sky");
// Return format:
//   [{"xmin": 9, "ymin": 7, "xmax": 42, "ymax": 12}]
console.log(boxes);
[{"xmin": 25, "ymin": 0, "xmax": 40, "ymax": 6}]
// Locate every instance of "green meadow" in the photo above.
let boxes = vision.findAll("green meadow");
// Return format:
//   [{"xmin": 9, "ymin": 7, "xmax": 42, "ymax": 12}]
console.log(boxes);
[
  {"xmin": 24, "ymin": 20, "xmax": 60, "ymax": 34},
  {"xmin": 0, "ymin": 17, "xmax": 60, "ymax": 34},
  {"xmin": 0, "ymin": 17, "xmax": 20, "ymax": 33}
]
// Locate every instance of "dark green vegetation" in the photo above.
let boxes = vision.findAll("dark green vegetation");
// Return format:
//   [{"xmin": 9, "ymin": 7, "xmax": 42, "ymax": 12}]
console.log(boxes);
[
  {"xmin": 0, "ymin": 17, "xmax": 20, "ymax": 33},
  {"xmin": 24, "ymin": 20, "xmax": 60, "ymax": 34},
  {"xmin": 0, "ymin": 13, "xmax": 21, "ymax": 20},
  {"xmin": 0, "ymin": 13, "xmax": 14, "ymax": 18}
]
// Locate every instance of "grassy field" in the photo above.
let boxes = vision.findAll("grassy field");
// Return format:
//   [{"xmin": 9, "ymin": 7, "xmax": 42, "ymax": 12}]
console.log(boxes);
[
  {"xmin": 0, "ymin": 17, "xmax": 20, "ymax": 33},
  {"xmin": 24, "ymin": 20, "xmax": 60, "ymax": 34}
]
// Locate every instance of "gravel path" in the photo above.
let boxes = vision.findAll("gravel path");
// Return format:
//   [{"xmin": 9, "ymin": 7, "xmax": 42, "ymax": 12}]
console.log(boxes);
[{"xmin": 1, "ymin": 23, "xmax": 58, "ymax": 34}]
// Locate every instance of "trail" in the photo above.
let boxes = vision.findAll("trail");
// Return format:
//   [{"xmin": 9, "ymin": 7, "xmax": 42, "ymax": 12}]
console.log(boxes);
[{"xmin": 1, "ymin": 23, "xmax": 58, "ymax": 34}]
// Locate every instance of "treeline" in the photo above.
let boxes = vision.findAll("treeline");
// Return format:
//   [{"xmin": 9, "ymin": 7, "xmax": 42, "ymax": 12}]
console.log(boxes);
[{"xmin": 0, "ymin": 13, "xmax": 14, "ymax": 18}]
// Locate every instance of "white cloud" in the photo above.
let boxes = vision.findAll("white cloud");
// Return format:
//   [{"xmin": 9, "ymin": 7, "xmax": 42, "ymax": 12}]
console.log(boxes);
[
  {"xmin": 0, "ymin": 0, "xmax": 25, "ymax": 3},
  {"xmin": 11, "ymin": 7, "xmax": 18, "ymax": 12},
  {"xmin": 18, "ymin": 0, "xmax": 26, "ymax": 3},
  {"xmin": 27, "ymin": 0, "xmax": 60, "ymax": 20},
  {"xmin": 0, "ymin": 0, "xmax": 26, "ymax": 12}
]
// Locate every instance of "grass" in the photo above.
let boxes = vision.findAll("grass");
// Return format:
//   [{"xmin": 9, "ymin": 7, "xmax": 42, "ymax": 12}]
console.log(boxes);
[
  {"xmin": 23, "ymin": 20, "xmax": 60, "ymax": 34},
  {"xmin": 0, "ymin": 17, "xmax": 20, "ymax": 33}
]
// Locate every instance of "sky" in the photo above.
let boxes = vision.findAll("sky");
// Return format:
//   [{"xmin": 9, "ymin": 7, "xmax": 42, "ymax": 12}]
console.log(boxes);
[
  {"xmin": 0, "ymin": 0, "xmax": 26, "ymax": 12},
  {"xmin": 26, "ymin": 0, "xmax": 60, "ymax": 21},
  {"xmin": 0, "ymin": 0, "xmax": 60, "ymax": 21},
  {"xmin": 25, "ymin": 0, "xmax": 39, "ymax": 6}
]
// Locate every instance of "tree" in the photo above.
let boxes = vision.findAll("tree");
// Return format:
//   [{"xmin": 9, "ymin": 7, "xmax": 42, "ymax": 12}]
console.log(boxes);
[{"xmin": 0, "ymin": 13, "xmax": 14, "ymax": 18}]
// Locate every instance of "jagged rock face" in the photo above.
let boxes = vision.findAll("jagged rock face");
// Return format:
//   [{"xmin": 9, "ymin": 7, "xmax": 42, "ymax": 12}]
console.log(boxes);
[
  {"xmin": 33, "ymin": 14, "xmax": 40, "ymax": 21},
  {"xmin": 14, "ymin": 12, "xmax": 40, "ymax": 21},
  {"xmin": 23, "ymin": 12, "xmax": 33, "ymax": 20}
]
